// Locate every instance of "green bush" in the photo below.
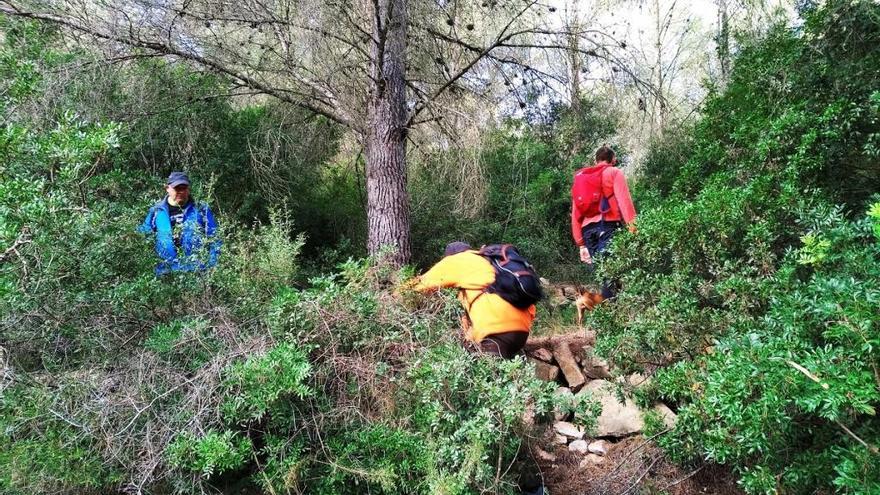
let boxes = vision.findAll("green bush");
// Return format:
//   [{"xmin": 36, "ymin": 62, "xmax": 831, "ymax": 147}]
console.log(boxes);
[
  {"xmin": 0, "ymin": 384, "xmax": 121, "ymax": 494},
  {"xmin": 221, "ymin": 342, "xmax": 312, "ymax": 423},
  {"xmin": 590, "ymin": 2, "xmax": 880, "ymax": 492},
  {"xmin": 167, "ymin": 429, "xmax": 254, "ymax": 478},
  {"xmin": 650, "ymin": 206, "xmax": 880, "ymax": 492}
]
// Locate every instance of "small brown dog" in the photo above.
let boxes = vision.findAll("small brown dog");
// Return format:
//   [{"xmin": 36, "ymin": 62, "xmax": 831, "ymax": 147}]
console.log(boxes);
[
  {"xmin": 548, "ymin": 283, "xmax": 605, "ymax": 327},
  {"xmin": 574, "ymin": 288, "xmax": 605, "ymax": 327}
]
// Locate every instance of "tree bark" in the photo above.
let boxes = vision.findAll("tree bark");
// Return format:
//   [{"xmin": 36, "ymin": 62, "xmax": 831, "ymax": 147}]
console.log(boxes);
[
  {"xmin": 567, "ymin": 15, "xmax": 582, "ymax": 112},
  {"xmin": 715, "ymin": 0, "xmax": 731, "ymax": 81},
  {"xmin": 365, "ymin": 0, "xmax": 411, "ymax": 266}
]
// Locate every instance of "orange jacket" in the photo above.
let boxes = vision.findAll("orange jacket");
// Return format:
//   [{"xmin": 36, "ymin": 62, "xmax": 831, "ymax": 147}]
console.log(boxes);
[
  {"xmin": 571, "ymin": 162, "xmax": 637, "ymax": 246},
  {"xmin": 413, "ymin": 251, "xmax": 536, "ymax": 342}
]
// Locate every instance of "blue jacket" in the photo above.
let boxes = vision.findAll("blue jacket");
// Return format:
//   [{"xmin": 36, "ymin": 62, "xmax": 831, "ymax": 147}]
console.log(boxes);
[{"xmin": 139, "ymin": 196, "xmax": 221, "ymax": 275}]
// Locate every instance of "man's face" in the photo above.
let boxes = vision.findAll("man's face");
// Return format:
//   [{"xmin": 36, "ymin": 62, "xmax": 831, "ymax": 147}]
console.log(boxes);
[{"xmin": 166, "ymin": 184, "xmax": 190, "ymax": 205}]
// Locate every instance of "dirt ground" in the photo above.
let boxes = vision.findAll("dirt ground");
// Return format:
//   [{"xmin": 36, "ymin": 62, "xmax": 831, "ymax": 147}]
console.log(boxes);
[{"xmin": 533, "ymin": 436, "xmax": 744, "ymax": 495}]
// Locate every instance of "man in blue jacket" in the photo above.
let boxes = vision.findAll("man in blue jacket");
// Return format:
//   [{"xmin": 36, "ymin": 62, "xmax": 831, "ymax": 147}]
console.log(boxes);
[{"xmin": 139, "ymin": 172, "xmax": 221, "ymax": 275}]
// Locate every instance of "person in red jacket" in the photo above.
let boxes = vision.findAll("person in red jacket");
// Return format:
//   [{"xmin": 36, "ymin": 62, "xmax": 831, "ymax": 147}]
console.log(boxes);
[{"xmin": 570, "ymin": 145, "xmax": 637, "ymax": 300}]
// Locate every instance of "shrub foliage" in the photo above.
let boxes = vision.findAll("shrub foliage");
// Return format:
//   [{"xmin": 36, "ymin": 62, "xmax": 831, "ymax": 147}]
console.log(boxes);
[
  {"xmin": 0, "ymin": 19, "xmax": 571, "ymax": 494},
  {"xmin": 592, "ymin": 1, "xmax": 880, "ymax": 492}
]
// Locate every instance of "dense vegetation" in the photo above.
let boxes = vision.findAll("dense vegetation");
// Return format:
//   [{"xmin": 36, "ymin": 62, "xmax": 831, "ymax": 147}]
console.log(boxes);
[
  {"xmin": 591, "ymin": 1, "xmax": 880, "ymax": 492},
  {"xmin": 1, "ymin": 0, "xmax": 879, "ymax": 494},
  {"xmin": 0, "ymin": 18, "xmax": 589, "ymax": 495}
]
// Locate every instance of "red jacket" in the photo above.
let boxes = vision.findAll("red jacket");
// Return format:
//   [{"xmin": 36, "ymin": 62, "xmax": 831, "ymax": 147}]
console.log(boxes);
[{"xmin": 570, "ymin": 162, "xmax": 637, "ymax": 246}]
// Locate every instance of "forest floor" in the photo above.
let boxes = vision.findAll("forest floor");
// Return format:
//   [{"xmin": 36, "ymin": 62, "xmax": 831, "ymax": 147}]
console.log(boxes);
[{"xmin": 535, "ymin": 435, "xmax": 743, "ymax": 495}]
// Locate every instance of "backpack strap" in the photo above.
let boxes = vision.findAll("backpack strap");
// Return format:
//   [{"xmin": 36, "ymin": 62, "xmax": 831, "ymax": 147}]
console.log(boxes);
[
  {"xmin": 599, "ymin": 167, "xmax": 616, "ymax": 225},
  {"xmin": 464, "ymin": 244, "xmax": 507, "ymax": 315},
  {"xmin": 465, "ymin": 289, "xmax": 487, "ymax": 315},
  {"xmin": 472, "ymin": 244, "xmax": 541, "ymax": 309},
  {"xmin": 498, "ymin": 244, "xmax": 511, "ymax": 266}
]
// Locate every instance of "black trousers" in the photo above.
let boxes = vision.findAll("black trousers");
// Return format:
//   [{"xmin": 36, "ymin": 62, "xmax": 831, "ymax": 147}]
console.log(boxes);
[
  {"xmin": 479, "ymin": 331, "xmax": 529, "ymax": 359},
  {"xmin": 582, "ymin": 221, "xmax": 621, "ymax": 299}
]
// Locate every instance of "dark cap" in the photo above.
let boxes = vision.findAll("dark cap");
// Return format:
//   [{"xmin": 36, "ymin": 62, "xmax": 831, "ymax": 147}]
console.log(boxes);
[
  {"xmin": 444, "ymin": 241, "xmax": 472, "ymax": 256},
  {"xmin": 166, "ymin": 171, "xmax": 190, "ymax": 187}
]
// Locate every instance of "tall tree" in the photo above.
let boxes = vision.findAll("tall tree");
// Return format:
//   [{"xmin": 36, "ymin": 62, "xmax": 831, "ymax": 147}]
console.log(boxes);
[
  {"xmin": 604, "ymin": 0, "xmax": 705, "ymax": 139},
  {"xmin": 0, "ymin": 0, "xmax": 568, "ymax": 265}
]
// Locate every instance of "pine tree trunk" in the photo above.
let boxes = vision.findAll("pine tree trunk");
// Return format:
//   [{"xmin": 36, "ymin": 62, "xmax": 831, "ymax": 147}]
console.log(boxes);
[
  {"xmin": 716, "ymin": 0, "xmax": 731, "ymax": 80},
  {"xmin": 365, "ymin": 0, "xmax": 411, "ymax": 266},
  {"xmin": 567, "ymin": 17, "xmax": 582, "ymax": 112}
]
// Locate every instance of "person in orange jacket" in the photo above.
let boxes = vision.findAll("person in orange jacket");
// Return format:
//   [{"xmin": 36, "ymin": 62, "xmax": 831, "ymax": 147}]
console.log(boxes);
[
  {"xmin": 571, "ymin": 145, "xmax": 637, "ymax": 300},
  {"xmin": 412, "ymin": 242, "xmax": 536, "ymax": 359}
]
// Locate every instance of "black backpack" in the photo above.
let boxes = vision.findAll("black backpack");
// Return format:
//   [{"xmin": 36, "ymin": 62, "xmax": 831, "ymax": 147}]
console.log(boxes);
[{"xmin": 477, "ymin": 244, "xmax": 544, "ymax": 309}]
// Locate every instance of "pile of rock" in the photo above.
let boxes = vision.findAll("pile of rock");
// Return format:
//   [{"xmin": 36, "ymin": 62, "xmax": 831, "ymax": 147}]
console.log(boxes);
[
  {"xmin": 526, "ymin": 332, "xmax": 677, "ymax": 461},
  {"xmin": 524, "ymin": 332, "xmax": 611, "ymax": 391},
  {"xmin": 547, "ymin": 421, "xmax": 610, "ymax": 467}
]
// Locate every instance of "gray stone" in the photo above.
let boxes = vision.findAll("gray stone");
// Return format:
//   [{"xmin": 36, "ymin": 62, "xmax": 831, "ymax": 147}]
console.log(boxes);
[
  {"xmin": 554, "ymin": 433, "xmax": 568, "ymax": 445},
  {"xmin": 587, "ymin": 440, "xmax": 608, "ymax": 456},
  {"xmin": 627, "ymin": 373, "xmax": 651, "ymax": 388},
  {"xmin": 568, "ymin": 439, "xmax": 589, "ymax": 454},
  {"xmin": 578, "ymin": 380, "xmax": 644, "ymax": 437},
  {"xmin": 553, "ymin": 421, "xmax": 585, "ymax": 440},
  {"xmin": 585, "ymin": 359, "xmax": 612, "ymax": 379},
  {"xmin": 579, "ymin": 349, "xmax": 612, "ymax": 379},
  {"xmin": 553, "ymin": 341, "xmax": 586, "ymax": 390}
]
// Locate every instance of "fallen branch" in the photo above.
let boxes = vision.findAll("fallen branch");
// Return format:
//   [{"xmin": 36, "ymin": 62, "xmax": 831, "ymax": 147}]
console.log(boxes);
[
  {"xmin": 783, "ymin": 359, "xmax": 829, "ymax": 389},
  {"xmin": 660, "ymin": 465, "xmax": 704, "ymax": 491},
  {"xmin": 593, "ymin": 428, "xmax": 671, "ymax": 488},
  {"xmin": 835, "ymin": 419, "xmax": 880, "ymax": 455},
  {"xmin": 618, "ymin": 453, "xmax": 663, "ymax": 495}
]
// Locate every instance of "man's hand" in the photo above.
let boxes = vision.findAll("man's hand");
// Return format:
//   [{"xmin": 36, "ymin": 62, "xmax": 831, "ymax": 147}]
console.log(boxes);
[
  {"xmin": 627, "ymin": 223, "xmax": 637, "ymax": 235},
  {"xmin": 579, "ymin": 246, "xmax": 593, "ymax": 264}
]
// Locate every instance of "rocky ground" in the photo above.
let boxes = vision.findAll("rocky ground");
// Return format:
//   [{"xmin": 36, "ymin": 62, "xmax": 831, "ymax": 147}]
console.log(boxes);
[
  {"xmin": 524, "ymin": 296, "xmax": 743, "ymax": 495},
  {"xmin": 534, "ymin": 435, "xmax": 742, "ymax": 495}
]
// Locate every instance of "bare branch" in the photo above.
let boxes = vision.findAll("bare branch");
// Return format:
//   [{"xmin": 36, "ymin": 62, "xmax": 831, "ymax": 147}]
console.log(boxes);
[
  {"xmin": 0, "ymin": 230, "xmax": 31, "ymax": 264},
  {"xmin": 0, "ymin": 2, "xmax": 354, "ymax": 128},
  {"xmin": 408, "ymin": 0, "xmax": 542, "ymax": 125}
]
